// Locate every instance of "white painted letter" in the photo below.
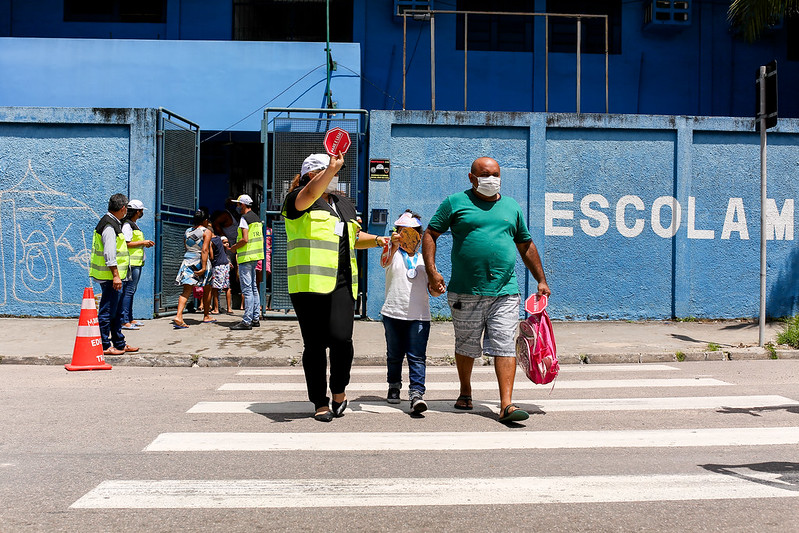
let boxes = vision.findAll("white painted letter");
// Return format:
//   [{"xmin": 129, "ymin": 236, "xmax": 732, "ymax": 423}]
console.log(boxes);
[
  {"xmin": 651, "ymin": 196, "xmax": 681, "ymax": 238},
  {"xmin": 545, "ymin": 193, "xmax": 574, "ymax": 236},
  {"xmin": 616, "ymin": 195, "xmax": 645, "ymax": 238},
  {"xmin": 721, "ymin": 198, "xmax": 749, "ymax": 240},
  {"xmin": 580, "ymin": 194, "xmax": 610, "ymax": 237},
  {"xmin": 687, "ymin": 196, "xmax": 715, "ymax": 240},
  {"xmin": 765, "ymin": 198, "xmax": 794, "ymax": 240}
]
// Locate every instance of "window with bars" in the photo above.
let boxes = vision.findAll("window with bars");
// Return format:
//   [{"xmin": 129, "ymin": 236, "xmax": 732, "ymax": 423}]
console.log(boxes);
[
  {"xmin": 455, "ymin": 0, "xmax": 534, "ymax": 53},
  {"xmin": 545, "ymin": 0, "xmax": 621, "ymax": 55},
  {"xmin": 64, "ymin": 0, "xmax": 166, "ymax": 23},
  {"xmin": 233, "ymin": 0, "xmax": 353, "ymax": 42}
]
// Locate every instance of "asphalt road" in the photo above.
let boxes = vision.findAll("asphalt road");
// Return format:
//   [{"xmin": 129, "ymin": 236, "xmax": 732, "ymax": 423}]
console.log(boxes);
[{"xmin": 1, "ymin": 361, "xmax": 798, "ymax": 532}]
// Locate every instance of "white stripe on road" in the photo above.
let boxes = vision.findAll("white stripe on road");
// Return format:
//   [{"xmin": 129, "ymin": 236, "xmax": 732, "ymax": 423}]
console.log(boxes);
[
  {"xmin": 236, "ymin": 364, "xmax": 680, "ymax": 376},
  {"xmin": 143, "ymin": 427, "xmax": 799, "ymax": 452},
  {"xmin": 186, "ymin": 395, "xmax": 799, "ymax": 415},
  {"xmin": 71, "ymin": 473, "xmax": 799, "ymax": 508},
  {"xmin": 218, "ymin": 378, "xmax": 729, "ymax": 391}
]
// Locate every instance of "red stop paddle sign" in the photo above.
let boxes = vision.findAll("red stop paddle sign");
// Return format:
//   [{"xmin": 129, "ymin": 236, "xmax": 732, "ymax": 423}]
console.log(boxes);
[
  {"xmin": 323, "ymin": 127, "xmax": 351, "ymax": 156},
  {"xmin": 524, "ymin": 293, "xmax": 548, "ymax": 314}
]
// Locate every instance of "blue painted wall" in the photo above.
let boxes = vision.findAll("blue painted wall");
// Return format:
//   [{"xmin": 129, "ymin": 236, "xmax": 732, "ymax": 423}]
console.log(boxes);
[
  {"xmin": 367, "ymin": 110, "xmax": 799, "ymax": 321},
  {"xmin": 0, "ymin": 37, "xmax": 362, "ymax": 132},
  {"xmin": 0, "ymin": 107, "xmax": 157, "ymax": 318}
]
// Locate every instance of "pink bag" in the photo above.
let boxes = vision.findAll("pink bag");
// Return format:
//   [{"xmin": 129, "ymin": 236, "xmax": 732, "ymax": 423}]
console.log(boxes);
[{"xmin": 516, "ymin": 298, "xmax": 559, "ymax": 386}]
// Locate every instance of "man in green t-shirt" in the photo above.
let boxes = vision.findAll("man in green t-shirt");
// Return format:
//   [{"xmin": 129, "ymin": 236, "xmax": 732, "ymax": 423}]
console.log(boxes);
[{"xmin": 423, "ymin": 157, "xmax": 551, "ymax": 424}]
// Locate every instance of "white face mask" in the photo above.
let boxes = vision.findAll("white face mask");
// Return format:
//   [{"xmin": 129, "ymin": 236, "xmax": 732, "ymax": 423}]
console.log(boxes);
[
  {"xmin": 475, "ymin": 175, "xmax": 501, "ymax": 197},
  {"xmin": 325, "ymin": 175, "xmax": 339, "ymax": 193}
]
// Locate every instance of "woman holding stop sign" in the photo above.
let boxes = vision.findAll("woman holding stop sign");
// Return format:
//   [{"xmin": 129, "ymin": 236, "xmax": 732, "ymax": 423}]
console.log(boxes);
[{"xmin": 281, "ymin": 151, "xmax": 389, "ymax": 422}]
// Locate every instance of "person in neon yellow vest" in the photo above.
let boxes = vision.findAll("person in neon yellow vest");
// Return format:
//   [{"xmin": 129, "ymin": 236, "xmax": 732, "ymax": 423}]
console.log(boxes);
[
  {"xmin": 120, "ymin": 199, "xmax": 154, "ymax": 330},
  {"xmin": 89, "ymin": 193, "xmax": 139, "ymax": 356},
  {"xmin": 228, "ymin": 194, "xmax": 264, "ymax": 330},
  {"xmin": 282, "ymin": 152, "xmax": 389, "ymax": 422}
]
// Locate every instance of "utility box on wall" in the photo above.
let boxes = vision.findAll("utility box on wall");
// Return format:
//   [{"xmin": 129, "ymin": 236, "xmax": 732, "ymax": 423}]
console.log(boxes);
[{"xmin": 644, "ymin": 0, "xmax": 691, "ymax": 30}]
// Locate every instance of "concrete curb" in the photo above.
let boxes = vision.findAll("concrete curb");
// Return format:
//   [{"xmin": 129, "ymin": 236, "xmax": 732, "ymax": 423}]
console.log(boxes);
[{"xmin": 4, "ymin": 349, "xmax": 799, "ymax": 367}]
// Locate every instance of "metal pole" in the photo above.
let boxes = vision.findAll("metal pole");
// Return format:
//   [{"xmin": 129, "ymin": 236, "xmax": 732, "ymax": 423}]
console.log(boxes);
[
  {"xmin": 545, "ymin": 15, "xmax": 549, "ymax": 112},
  {"xmin": 325, "ymin": 0, "xmax": 332, "ymax": 109},
  {"xmin": 759, "ymin": 65, "xmax": 767, "ymax": 347},
  {"xmin": 402, "ymin": 14, "xmax": 407, "ymax": 110},
  {"xmin": 430, "ymin": 13, "xmax": 436, "ymax": 111},
  {"xmin": 576, "ymin": 17, "xmax": 581, "ymax": 114},
  {"xmin": 464, "ymin": 13, "xmax": 468, "ymax": 111},
  {"xmin": 605, "ymin": 15, "xmax": 609, "ymax": 113}
]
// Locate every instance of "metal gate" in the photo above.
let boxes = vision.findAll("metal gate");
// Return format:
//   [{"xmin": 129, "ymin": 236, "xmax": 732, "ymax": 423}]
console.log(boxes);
[
  {"xmin": 154, "ymin": 108, "xmax": 200, "ymax": 316},
  {"xmin": 263, "ymin": 108, "xmax": 368, "ymax": 313}
]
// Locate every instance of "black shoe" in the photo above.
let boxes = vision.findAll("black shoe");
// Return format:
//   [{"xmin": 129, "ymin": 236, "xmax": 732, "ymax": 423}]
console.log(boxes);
[
  {"xmin": 229, "ymin": 321, "xmax": 252, "ymax": 330},
  {"xmin": 332, "ymin": 399, "xmax": 348, "ymax": 417},
  {"xmin": 314, "ymin": 409, "xmax": 333, "ymax": 422},
  {"xmin": 387, "ymin": 387, "xmax": 401, "ymax": 404},
  {"xmin": 410, "ymin": 393, "xmax": 427, "ymax": 414},
  {"xmin": 251, "ymin": 319, "xmax": 260, "ymax": 327}
]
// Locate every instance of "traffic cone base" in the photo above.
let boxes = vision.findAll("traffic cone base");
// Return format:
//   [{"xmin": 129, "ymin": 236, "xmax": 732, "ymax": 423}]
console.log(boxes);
[{"xmin": 66, "ymin": 287, "xmax": 113, "ymax": 371}]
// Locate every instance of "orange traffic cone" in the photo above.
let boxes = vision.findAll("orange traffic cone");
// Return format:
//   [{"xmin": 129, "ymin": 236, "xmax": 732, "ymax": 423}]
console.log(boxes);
[{"xmin": 65, "ymin": 287, "xmax": 112, "ymax": 371}]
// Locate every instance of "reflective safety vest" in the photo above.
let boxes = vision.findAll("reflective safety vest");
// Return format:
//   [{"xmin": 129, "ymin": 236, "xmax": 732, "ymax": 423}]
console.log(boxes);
[
  {"xmin": 126, "ymin": 220, "xmax": 146, "ymax": 267},
  {"xmin": 282, "ymin": 207, "xmax": 359, "ymax": 299},
  {"xmin": 90, "ymin": 214, "xmax": 129, "ymax": 281},
  {"xmin": 236, "ymin": 210, "xmax": 265, "ymax": 264}
]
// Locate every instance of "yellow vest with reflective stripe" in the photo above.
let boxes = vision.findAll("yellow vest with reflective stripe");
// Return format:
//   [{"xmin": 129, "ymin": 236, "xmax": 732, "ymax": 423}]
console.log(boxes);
[
  {"xmin": 126, "ymin": 221, "xmax": 146, "ymax": 267},
  {"xmin": 283, "ymin": 208, "xmax": 359, "ymax": 298},
  {"xmin": 236, "ymin": 211, "xmax": 265, "ymax": 264},
  {"xmin": 90, "ymin": 216, "xmax": 129, "ymax": 281}
]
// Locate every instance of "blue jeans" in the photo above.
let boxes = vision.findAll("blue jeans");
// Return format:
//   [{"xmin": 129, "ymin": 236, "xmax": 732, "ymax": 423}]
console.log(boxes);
[
  {"xmin": 239, "ymin": 261, "xmax": 260, "ymax": 324},
  {"xmin": 98, "ymin": 280, "xmax": 125, "ymax": 350},
  {"xmin": 119, "ymin": 265, "xmax": 141, "ymax": 325},
  {"xmin": 383, "ymin": 316, "xmax": 430, "ymax": 395}
]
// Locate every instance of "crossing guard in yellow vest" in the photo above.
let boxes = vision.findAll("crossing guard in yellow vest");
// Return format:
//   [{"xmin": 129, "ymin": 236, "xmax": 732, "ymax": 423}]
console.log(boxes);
[
  {"xmin": 281, "ymin": 152, "xmax": 389, "ymax": 422},
  {"xmin": 228, "ymin": 194, "xmax": 264, "ymax": 330},
  {"xmin": 120, "ymin": 199, "xmax": 155, "ymax": 331},
  {"xmin": 89, "ymin": 193, "xmax": 139, "ymax": 357}
]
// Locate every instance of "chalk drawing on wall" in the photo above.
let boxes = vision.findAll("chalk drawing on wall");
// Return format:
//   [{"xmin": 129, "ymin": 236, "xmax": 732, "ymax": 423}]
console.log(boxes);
[{"xmin": 0, "ymin": 160, "xmax": 100, "ymax": 313}]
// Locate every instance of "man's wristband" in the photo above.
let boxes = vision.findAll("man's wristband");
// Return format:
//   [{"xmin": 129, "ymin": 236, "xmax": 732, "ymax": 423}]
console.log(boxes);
[{"xmin": 374, "ymin": 236, "xmax": 379, "ymax": 247}]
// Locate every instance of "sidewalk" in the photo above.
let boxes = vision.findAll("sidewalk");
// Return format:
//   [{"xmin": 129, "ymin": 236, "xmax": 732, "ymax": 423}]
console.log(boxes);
[{"xmin": 1, "ymin": 310, "xmax": 797, "ymax": 367}]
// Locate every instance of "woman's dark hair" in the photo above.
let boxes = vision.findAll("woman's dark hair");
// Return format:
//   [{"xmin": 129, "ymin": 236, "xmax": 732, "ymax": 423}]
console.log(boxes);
[
  {"xmin": 192, "ymin": 208, "xmax": 209, "ymax": 226},
  {"xmin": 122, "ymin": 209, "xmax": 141, "ymax": 221}
]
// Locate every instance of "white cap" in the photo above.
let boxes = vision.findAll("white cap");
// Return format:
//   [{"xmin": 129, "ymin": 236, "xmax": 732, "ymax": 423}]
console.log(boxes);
[
  {"xmin": 127, "ymin": 199, "xmax": 146, "ymax": 210},
  {"xmin": 301, "ymin": 153, "xmax": 330, "ymax": 177},
  {"xmin": 234, "ymin": 194, "xmax": 253, "ymax": 206},
  {"xmin": 394, "ymin": 212, "xmax": 421, "ymax": 228}
]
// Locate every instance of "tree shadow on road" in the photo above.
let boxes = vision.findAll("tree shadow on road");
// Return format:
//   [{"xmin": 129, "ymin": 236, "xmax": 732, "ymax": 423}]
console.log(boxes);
[{"xmin": 700, "ymin": 461, "xmax": 799, "ymax": 492}]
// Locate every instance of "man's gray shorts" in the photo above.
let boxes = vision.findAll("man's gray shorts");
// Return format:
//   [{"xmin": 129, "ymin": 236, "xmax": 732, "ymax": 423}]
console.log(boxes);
[{"xmin": 447, "ymin": 292, "xmax": 521, "ymax": 358}]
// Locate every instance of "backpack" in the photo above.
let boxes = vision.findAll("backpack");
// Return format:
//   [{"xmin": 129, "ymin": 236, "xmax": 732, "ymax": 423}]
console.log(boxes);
[{"xmin": 516, "ymin": 296, "xmax": 559, "ymax": 386}]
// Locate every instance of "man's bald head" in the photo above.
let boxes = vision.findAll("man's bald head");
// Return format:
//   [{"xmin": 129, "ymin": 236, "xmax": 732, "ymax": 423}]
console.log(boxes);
[{"xmin": 470, "ymin": 157, "xmax": 500, "ymax": 177}]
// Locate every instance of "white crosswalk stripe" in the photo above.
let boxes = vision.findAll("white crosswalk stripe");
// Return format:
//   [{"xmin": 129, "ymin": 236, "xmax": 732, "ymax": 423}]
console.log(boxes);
[
  {"xmin": 72, "ymin": 363, "xmax": 799, "ymax": 511},
  {"xmin": 186, "ymin": 395, "xmax": 799, "ymax": 415},
  {"xmin": 217, "ymin": 377, "xmax": 730, "ymax": 391},
  {"xmin": 236, "ymin": 364, "xmax": 681, "ymax": 376},
  {"xmin": 71, "ymin": 473, "xmax": 799, "ymax": 509},
  {"xmin": 143, "ymin": 427, "xmax": 799, "ymax": 452}
]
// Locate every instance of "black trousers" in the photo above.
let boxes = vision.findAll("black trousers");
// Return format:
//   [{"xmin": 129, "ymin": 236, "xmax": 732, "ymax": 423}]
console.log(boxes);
[{"xmin": 290, "ymin": 283, "xmax": 355, "ymax": 410}]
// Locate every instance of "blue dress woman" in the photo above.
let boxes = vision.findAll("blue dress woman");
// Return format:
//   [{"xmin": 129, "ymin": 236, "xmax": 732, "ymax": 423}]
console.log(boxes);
[{"xmin": 173, "ymin": 209, "xmax": 213, "ymax": 328}]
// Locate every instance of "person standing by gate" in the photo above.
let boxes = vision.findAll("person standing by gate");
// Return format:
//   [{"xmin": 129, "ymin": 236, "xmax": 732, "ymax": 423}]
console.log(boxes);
[
  {"xmin": 120, "ymin": 200, "xmax": 154, "ymax": 330},
  {"xmin": 282, "ymin": 152, "xmax": 389, "ymax": 422},
  {"xmin": 90, "ymin": 193, "xmax": 139, "ymax": 356},
  {"xmin": 228, "ymin": 194, "xmax": 264, "ymax": 330}
]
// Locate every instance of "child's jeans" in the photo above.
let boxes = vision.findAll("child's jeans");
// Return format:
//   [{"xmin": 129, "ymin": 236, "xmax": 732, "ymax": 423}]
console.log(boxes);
[{"xmin": 383, "ymin": 316, "xmax": 430, "ymax": 395}]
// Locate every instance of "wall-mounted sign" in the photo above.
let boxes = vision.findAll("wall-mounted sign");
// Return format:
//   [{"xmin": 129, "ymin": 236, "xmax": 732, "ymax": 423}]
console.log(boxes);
[{"xmin": 370, "ymin": 159, "xmax": 390, "ymax": 180}]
